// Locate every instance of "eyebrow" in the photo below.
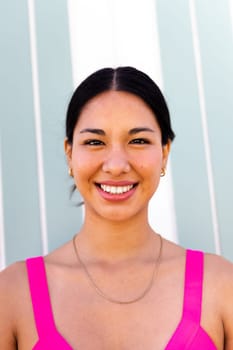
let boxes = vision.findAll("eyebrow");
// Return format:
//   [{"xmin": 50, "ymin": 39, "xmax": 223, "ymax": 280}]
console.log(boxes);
[
  {"xmin": 80, "ymin": 128, "xmax": 105, "ymax": 135},
  {"xmin": 79, "ymin": 127, "xmax": 155, "ymax": 135},
  {"xmin": 128, "ymin": 127, "xmax": 155, "ymax": 135}
]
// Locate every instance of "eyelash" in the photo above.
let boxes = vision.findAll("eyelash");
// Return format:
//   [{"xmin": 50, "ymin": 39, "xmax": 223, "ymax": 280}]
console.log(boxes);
[
  {"xmin": 83, "ymin": 138, "xmax": 150, "ymax": 146},
  {"xmin": 83, "ymin": 139, "xmax": 104, "ymax": 146},
  {"xmin": 129, "ymin": 138, "xmax": 150, "ymax": 144}
]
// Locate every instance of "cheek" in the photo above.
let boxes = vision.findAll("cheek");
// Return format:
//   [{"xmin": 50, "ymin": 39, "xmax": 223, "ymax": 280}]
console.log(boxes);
[
  {"xmin": 136, "ymin": 152, "xmax": 163, "ymax": 172},
  {"xmin": 71, "ymin": 150, "xmax": 100, "ymax": 183},
  {"xmin": 72, "ymin": 149, "xmax": 93, "ymax": 169}
]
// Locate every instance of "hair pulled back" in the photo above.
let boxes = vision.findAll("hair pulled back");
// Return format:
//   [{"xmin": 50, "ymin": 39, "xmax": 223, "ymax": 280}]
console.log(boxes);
[{"xmin": 66, "ymin": 67, "xmax": 175, "ymax": 145}]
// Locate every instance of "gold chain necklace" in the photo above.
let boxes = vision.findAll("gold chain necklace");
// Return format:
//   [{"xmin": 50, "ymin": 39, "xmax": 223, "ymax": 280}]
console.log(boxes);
[{"xmin": 72, "ymin": 233, "xmax": 163, "ymax": 304}]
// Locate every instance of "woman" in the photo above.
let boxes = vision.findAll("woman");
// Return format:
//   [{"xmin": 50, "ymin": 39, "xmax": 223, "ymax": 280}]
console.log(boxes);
[{"xmin": 0, "ymin": 67, "xmax": 233, "ymax": 349}]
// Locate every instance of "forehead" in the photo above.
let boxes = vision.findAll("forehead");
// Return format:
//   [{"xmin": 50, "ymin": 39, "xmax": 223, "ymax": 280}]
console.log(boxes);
[{"xmin": 76, "ymin": 90, "xmax": 159, "ymax": 129}]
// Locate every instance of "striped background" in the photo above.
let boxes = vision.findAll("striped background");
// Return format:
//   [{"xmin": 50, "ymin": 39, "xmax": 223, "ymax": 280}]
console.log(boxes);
[{"xmin": 0, "ymin": 0, "xmax": 233, "ymax": 269}]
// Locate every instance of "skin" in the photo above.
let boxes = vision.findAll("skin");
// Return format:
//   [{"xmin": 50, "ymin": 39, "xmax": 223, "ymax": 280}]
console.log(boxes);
[{"xmin": 1, "ymin": 90, "xmax": 233, "ymax": 349}]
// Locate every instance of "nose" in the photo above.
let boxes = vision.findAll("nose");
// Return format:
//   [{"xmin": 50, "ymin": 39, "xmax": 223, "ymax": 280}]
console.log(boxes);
[{"xmin": 102, "ymin": 147, "xmax": 130, "ymax": 175}]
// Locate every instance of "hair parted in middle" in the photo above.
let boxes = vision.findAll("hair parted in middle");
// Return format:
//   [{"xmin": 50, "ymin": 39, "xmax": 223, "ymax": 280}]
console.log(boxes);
[{"xmin": 65, "ymin": 66, "xmax": 175, "ymax": 146}]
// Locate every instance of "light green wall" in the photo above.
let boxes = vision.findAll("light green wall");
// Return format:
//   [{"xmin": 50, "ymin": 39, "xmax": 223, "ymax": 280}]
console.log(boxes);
[
  {"xmin": 0, "ymin": 0, "xmax": 233, "ymax": 266},
  {"xmin": 194, "ymin": 0, "xmax": 233, "ymax": 259},
  {"xmin": 0, "ymin": 1, "xmax": 82, "ymax": 266},
  {"xmin": 156, "ymin": 0, "xmax": 233, "ymax": 260},
  {"xmin": 0, "ymin": 1, "xmax": 43, "ymax": 262}
]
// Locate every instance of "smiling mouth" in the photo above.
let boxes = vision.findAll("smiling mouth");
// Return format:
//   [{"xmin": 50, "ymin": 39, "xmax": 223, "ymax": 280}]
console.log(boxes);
[{"xmin": 97, "ymin": 184, "xmax": 137, "ymax": 194}]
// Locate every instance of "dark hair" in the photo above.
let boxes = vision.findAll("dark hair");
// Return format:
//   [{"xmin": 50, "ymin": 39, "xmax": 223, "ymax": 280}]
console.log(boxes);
[{"xmin": 66, "ymin": 66, "xmax": 175, "ymax": 145}]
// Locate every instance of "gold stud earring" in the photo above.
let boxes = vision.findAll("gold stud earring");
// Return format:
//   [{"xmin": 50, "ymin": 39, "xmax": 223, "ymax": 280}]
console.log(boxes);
[
  {"xmin": 68, "ymin": 168, "xmax": 73, "ymax": 177},
  {"xmin": 160, "ymin": 168, "xmax": 166, "ymax": 177}
]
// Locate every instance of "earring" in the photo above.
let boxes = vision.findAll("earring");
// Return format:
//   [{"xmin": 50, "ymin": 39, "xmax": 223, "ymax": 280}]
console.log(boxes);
[
  {"xmin": 68, "ymin": 167, "xmax": 73, "ymax": 177},
  {"xmin": 160, "ymin": 168, "xmax": 166, "ymax": 177}
]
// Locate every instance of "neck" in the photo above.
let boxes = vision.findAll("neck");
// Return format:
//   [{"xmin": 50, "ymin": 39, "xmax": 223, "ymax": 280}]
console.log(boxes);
[{"xmin": 76, "ymin": 211, "xmax": 158, "ymax": 261}]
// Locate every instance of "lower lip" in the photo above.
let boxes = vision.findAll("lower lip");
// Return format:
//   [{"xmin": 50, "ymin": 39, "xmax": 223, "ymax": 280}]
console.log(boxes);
[{"xmin": 96, "ymin": 185, "xmax": 137, "ymax": 202}]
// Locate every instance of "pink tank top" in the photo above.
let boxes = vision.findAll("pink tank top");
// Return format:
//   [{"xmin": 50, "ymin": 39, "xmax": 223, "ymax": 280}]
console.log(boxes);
[{"xmin": 26, "ymin": 250, "xmax": 217, "ymax": 349}]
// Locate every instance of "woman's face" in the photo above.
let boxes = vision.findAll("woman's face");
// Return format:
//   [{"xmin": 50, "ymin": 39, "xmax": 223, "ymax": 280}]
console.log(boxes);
[{"xmin": 65, "ymin": 90, "xmax": 170, "ymax": 222}]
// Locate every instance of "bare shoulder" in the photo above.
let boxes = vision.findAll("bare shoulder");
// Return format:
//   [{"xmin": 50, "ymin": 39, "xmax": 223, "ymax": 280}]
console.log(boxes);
[
  {"xmin": 0, "ymin": 260, "xmax": 29, "ymax": 295},
  {"xmin": 204, "ymin": 253, "xmax": 233, "ymax": 349},
  {"xmin": 0, "ymin": 260, "xmax": 29, "ymax": 309},
  {"xmin": 0, "ymin": 261, "xmax": 28, "ymax": 350},
  {"xmin": 204, "ymin": 253, "xmax": 233, "ymax": 311},
  {"xmin": 204, "ymin": 252, "xmax": 233, "ymax": 287}
]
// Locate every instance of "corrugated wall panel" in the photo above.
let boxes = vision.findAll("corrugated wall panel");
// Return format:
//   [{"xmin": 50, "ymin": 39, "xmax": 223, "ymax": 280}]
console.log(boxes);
[
  {"xmin": 33, "ymin": 0, "xmax": 83, "ymax": 252},
  {"xmin": 0, "ymin": 1, "xmax": 43, "ymax": 265},
  {"xmin": 194, "ymin": 0, "xmax": 233, "ymax": 260},
  {"xmin": 0, "ymin": 1, "xmax": 233, "ymax": 269},
  {"xmin": 155, "ymin": 0, "xmax": 216, "ymax": 252}
]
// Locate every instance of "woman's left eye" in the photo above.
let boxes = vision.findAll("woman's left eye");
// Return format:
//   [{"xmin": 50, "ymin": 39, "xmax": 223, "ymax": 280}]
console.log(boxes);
[{"xmin": 129, "ymin": 138, "xmax": 150, "ymax": 144}]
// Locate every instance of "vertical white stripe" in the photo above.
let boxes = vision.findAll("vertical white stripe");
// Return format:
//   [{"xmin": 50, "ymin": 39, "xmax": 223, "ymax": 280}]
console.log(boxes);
[
  {"xmin": 189, "ymin": 0, "xmax": 221, "ymax": 255},
  {"xmin": 149, "ymin": 161, "xmax": 178, "ymax": 243},
  {"xmin": 147, "ymin": 0, "xmax": 177, "ymax": 242},
  {"xmin": 67, "ymin": 0, "xmax": 117, "ymax": 87},
  {"xmin": 67, "ymin": 0, "xmax": 177, "ymax": 242},
  {"xmin": 27, "ymin": 0, "xmax": 48, "ymax": 255},
  {"xmin": 109, "ymin": 0, "xmax": 164, "ymax": 85},
  {"xmin": 230, "ymin": 0, "xmax": 233, "ymax": 37},
  {"xmin": 0, "ymin": 143, "xmax": 6, "ymax": 270}
]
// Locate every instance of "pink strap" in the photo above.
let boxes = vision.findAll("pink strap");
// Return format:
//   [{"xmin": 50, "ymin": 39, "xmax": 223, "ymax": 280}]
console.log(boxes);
[
  {"xmin": 26, "ymin": 257, "xmax": 56, "ymax": 338},
  {"xmin": 165, "ymin": 249, "xmax": 204, "ymax": 349},
  {"xmin": 182, "ymin": 249, "xmax": 203, "ymax": 322}
]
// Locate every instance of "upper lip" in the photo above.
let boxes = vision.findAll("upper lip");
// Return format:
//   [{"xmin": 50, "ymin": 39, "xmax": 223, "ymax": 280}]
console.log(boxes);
[{"xmin": 95, "ymin": 180, "xmax": 138, "ymax": 186}]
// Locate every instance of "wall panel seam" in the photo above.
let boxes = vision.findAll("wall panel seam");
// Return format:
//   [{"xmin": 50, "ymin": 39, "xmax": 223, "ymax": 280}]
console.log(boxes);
[
  {"xmin": 0, "ymin": 145, "xmax": 6, "ymax": 270},
  {"xmin": 189, "ymin": 0, "xmax": 221, "ymax": 255},
  {"xmin": 230, "ymin": 0, "xmax": 233, "ymax": 38},
  {"xmin": 27, "ymin": 0, "xmax": 48, "ymax": 255}
]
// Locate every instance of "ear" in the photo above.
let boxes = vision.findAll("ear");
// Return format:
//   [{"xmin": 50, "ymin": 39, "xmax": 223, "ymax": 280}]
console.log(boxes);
[
  {"xmin": 64, "ymin": 138, "xmax": 72, "ymax": 167},
  {"xmin": 162, "ymin": 140, "xmax": 171, "ymax": 169}
]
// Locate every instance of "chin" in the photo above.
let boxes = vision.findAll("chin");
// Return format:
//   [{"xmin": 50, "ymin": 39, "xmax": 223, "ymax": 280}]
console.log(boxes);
[{"xmin": 93, "ymin": 205, "xmax": 147, "ymax": 223}]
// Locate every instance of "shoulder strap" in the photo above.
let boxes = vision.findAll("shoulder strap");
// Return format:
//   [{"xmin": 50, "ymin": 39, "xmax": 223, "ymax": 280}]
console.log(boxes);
[
  {"xmin": 26, "ymin": 257, "xmax": 56, "ymax": 338},
  {"xmin": 182, "ymin": 249, "xmax": 204, "ymax": 323},
  {"xmin": 164, "ymin": 250, "xmax": 205, "ymax": 349}
]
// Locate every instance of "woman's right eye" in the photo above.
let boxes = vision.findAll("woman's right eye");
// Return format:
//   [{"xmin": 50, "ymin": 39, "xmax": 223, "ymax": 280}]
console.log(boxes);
[{"xmin": 83, "ymin": 139, "xmax": 104, "ymax": 146}]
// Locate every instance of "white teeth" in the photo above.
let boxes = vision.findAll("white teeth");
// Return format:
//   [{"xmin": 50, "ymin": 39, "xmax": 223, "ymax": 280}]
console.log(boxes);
[{"xmin": 100, "ymin": 184, "xmax": 134, "ymax": 194}]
